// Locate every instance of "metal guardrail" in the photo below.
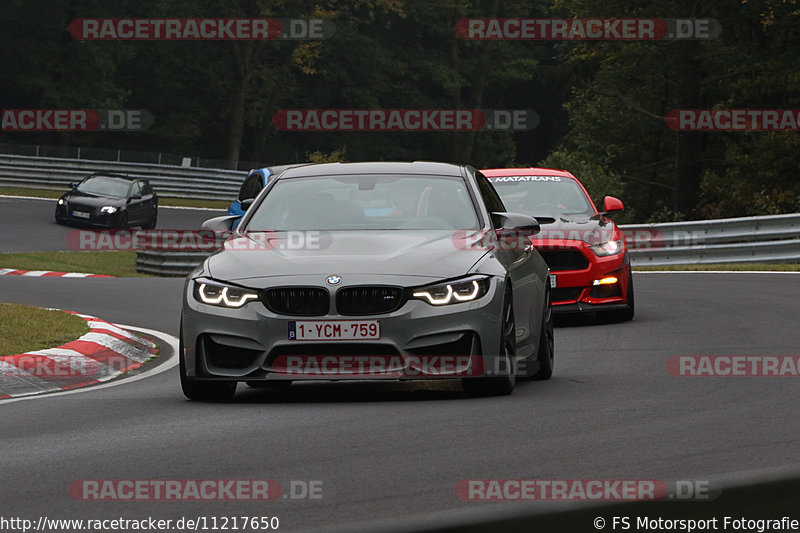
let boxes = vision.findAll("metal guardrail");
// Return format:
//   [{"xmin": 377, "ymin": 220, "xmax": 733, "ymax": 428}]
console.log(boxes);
[
  {"xmin": 0, "ymin": 154, "xmax": 244, "ymax": 200},
  {"xmin": 1, "ymin": 151, "xmax": 795, "ymax": 271},
  {"xmin": 622, "ymin": 213, "xmax": 800, "ymax": 266},
  {"xmin": 134, "ymin": 212, "xmax": 800, "ymax": 276}
]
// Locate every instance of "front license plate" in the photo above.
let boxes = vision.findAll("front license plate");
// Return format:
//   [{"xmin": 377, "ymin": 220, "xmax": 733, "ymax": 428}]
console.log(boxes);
[
  {"xmin": 549, "ymin": 274, "xmax": 557, "ymax": 288},
  {"xmin": 289, "ymin": 320, "xmax": 380, "ymax": 341},
  {"xmin": 72, "ymin": 210, "xmax": 90, "ymax": 219}
]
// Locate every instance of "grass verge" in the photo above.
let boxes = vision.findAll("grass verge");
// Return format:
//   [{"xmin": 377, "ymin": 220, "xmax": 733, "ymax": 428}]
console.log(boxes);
[
  {"xmin": 0, "ymin": 251, "xmax": 148, "ymax": 277},
  {"xmin": 634, "ymin": 263, "xmax": 800, "ymax": 271},
  {"xmin": 0, "ymin": 303, "xmax": 90, "ymax": 356},
  {"xmin": 0, "ymin": 186, "xmax": 230, "ymax": 210}
]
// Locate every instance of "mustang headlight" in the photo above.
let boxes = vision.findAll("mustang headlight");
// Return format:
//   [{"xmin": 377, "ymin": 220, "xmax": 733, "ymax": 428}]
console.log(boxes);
[
  {"xmin": 589, "ymin": 238, "xmax": 624, "ymax": 257},
  {"xmin": 193, "ymin": 278, "xmax": 259, "ymax": 308},
  {"xmin": 100, "ymin": 206, "xmax": 118, "ymax": 214},
  {"xmin": 412, "ymin": 275, "xmax": 490, "ymax": 306}
]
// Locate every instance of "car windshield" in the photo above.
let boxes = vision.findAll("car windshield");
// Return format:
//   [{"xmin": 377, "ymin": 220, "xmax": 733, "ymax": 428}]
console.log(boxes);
[
  {"xmin": 76, "ymin": 176, "xmax": 130, "ymax": 198},
  {"xmin": 488, "ymin": 175, "xmax": 594, "ymax": 218},
  {"xmin": 245, "ymin": 174, "xmax": 480, "ymax": 231}
]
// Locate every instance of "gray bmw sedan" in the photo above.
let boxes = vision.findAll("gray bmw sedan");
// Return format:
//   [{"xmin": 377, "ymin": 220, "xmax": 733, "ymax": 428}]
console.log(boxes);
[{"xmin": 180, "ymin": 162, "xmax": 553, "ymax": 401}]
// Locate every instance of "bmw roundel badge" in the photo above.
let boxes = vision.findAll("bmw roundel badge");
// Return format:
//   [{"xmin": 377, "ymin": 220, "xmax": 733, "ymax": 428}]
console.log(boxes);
[{"xmin": 326, "ymin": 275, "xmax": 342, "ymax": 285}]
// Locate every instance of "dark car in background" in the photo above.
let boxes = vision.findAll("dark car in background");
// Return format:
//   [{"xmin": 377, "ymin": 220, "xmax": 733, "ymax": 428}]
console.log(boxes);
[{"xmin": 54, "ymin": 173, "xmax": 158, "ymax": 229}]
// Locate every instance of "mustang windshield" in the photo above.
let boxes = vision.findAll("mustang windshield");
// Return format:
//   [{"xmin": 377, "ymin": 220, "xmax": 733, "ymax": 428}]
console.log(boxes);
[
  {"xmin": 76, "ymin": 176, "xmax": 131, "ymax": 198},
  {"xmin": 246, "ymin": 174, "xmax": 480, "ymax": 230},
  {"xmin": 489, "ymin": 175, "xmax": 594, "ymax": 218}
]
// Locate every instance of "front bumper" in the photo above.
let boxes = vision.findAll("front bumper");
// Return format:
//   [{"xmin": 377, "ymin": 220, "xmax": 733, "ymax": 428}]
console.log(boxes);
[
  {"xmin": 539, "ymin": 241, "xmax": 630, "ymax": 313},
  {"xmin": 181, "ymin": 275, "xmax": 508, "ymax": 382},
  {"xmin": 55, "ymin": 203, "xmax": 122, "ymax": 227}
]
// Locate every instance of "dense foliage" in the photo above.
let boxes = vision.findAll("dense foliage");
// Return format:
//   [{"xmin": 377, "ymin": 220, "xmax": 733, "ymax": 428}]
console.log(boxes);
[{"xmin": 2, "ymin": 0, "xmax": 799, "ymax": 222}]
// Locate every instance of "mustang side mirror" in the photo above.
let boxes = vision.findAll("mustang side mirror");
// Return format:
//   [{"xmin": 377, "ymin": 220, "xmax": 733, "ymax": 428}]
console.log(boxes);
[{"xmin": 601, "ymin": 196, "xmax": 624, "ymax": 214}]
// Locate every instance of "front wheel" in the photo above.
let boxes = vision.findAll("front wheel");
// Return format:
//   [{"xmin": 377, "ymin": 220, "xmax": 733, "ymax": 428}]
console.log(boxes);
[
  {"xmin": 462, "ymin": 286, "xmax": 516, "ymax": 396},
  {"xmin": 531, "ymin": 286, "xmax": 554, "ymax": 380},
  {"xmin": 143, "ymin": 209, "xmax": 157, "ymax": 229}
]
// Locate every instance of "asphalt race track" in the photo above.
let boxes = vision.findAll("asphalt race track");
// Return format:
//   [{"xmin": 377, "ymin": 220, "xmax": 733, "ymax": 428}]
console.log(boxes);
[
  {"xmin": 0, "ymin": 195, "xmax": 223, "ymax": 253},
  {"xmin": 2, "ymin": 199, "xmax": 800, "ymax": 531}
]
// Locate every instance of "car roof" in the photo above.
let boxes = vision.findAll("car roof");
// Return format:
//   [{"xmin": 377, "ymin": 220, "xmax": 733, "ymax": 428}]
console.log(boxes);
[
  {"xmin": 276, "ymin": 161, "xmax": 466, "ymax": 179},
  {"xmin": 89, "ymin": 172, "xmax": 134, "ymax": 181},
  {"xmin": 481, "ymin": 167, "xmax": 576, "ymax": 179}
]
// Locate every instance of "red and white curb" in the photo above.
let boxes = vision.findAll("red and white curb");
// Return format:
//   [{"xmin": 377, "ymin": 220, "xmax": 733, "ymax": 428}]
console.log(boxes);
[
  {"xmin": 0, "ymin": 311, "xmax": 157, "ymax": 399},
  {"xmin": 0, "ymin": 268, "xmax": 114, "ymax": 278}
]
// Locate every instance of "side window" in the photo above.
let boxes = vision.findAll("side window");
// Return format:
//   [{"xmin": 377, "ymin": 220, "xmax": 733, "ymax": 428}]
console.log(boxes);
[
  {"xmin": 141, "ymin": 182, "xmax": 153, "ymax": 195},
  {"xmin": 132, "ymin": 181, "xmax": 144, "ymax": 197},
  {"xmin": 475, "ymin": 172, "xmax": 506, "ymax": 214},
  {"xmin": 239, "ymin": 174, "xmax": 262, "ymax": 201}
]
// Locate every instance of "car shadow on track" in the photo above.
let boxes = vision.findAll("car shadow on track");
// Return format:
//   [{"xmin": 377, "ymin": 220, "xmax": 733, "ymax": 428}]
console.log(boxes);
[
  {"xmin": 554, "ymin": 313, "xmax": 628, "ymax": 328},
  {"xmin": 228, "ymin": 378, "xmax": 540, "ymax": 404}
]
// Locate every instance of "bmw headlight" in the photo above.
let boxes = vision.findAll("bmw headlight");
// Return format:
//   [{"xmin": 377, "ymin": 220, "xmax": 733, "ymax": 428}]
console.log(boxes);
[
  {"xmin": 589, "ymin": 238, "xmax": 623, "ymax": 257},
  {"xmin": 57, "ymin": 198, "xmax": 65, "ymax": 205},
  {"xmin": 100, "ymin": 206, "xmax": 118, "ymax": 214},
  {"xmin": 412, "ymin": 275, "xmax": 490, "ymax": 306},
  {"xmin": 193, "ymin": 278, "xmax": 259, "ymax": 308}
]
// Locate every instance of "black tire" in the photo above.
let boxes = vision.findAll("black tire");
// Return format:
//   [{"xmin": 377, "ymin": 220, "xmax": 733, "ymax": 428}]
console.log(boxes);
[
  {"xmin": 179, "ymin": 325, "xmax": 237, "ymax": 402},
  {"xmin": 143, "ymin": 209, "xmax": 157, "ymax": 230},
  {"xmin": 246, "ymin": 380, "xmax": 292, "ymax": 389},
  {"xmin": 615, "ymin": 270, "xmax": 635, "ymax": 322},
  {"xmin": 531, "ymin": 286, "xmax": 554, "ymax": 380},
  {"xmin": 462, "ymin": 286, "xmax": 516, "ymax": 396}
]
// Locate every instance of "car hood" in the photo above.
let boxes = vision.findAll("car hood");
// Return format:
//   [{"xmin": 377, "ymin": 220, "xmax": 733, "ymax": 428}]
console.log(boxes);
[
  {"xmin": 532, "ymin": 215, "xmax": 617, "ymax": 245},
  {"xmin": 65, "ymin": 191, "xmax": 125, "ymax": 207},
  {"xmin": 206, "ymin": 230, "xmax": 488, "ymax": 283}
]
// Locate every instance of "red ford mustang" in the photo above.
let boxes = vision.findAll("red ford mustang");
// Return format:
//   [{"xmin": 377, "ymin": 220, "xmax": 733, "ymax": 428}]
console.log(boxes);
[{"xmin": 482, "ymin": 167, "xmax": 634, "ymax": 321}]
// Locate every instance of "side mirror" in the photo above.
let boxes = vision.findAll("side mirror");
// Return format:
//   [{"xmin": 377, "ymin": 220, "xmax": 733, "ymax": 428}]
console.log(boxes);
[
  {"xmin": 129, "ymin": 194, "xmax": 142, "ymax": 202},
  {"xmin": 601, "ymin": 196, "xmax": 624, "ymax": 214},
  {"xmin": 239, "ymin": 198, "xmax": 254, "ymax": 211},
  {"xmin": 69, "ymin": 183, "xmax": 76, "ymax": 189},
  {"xmin": 491, "ymin": 212, "xmax": 541, "ymax": 235},
  {"xmin": 201, "ymin": 215, "xmax": 240, "ymax": 232}
]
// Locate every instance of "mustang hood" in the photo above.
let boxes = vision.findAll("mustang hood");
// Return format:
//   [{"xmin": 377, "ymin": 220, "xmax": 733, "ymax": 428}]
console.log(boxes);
[
  {"xmin": 532, "ymin": 216, "xmax": 616, "ymax": 246},
  {"xmin": 206, "ymin": 230, "xmax": 488, "ymax": 282}
]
